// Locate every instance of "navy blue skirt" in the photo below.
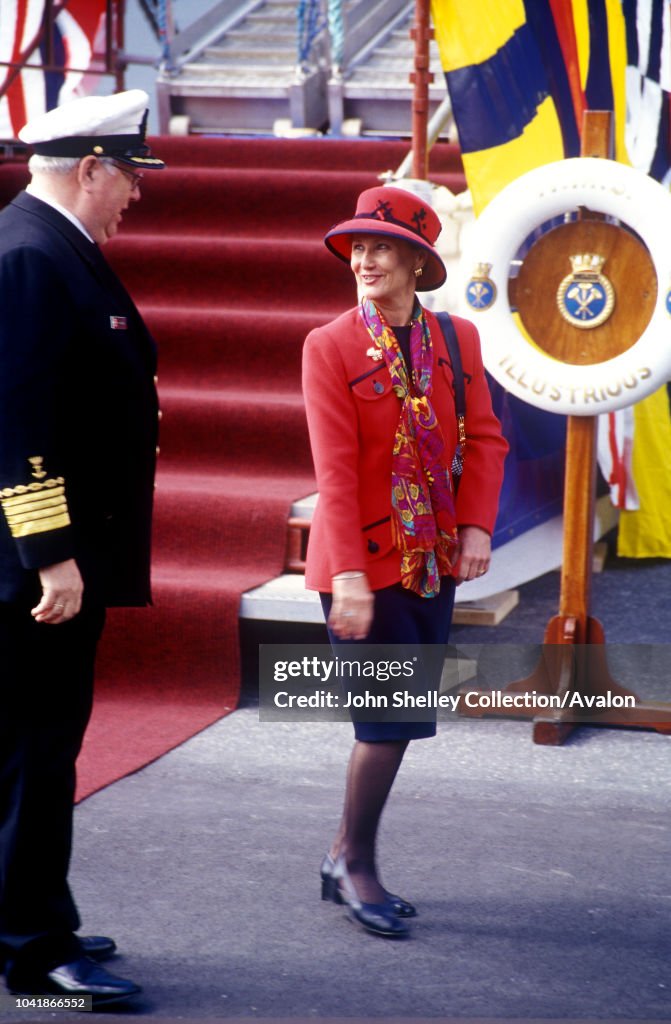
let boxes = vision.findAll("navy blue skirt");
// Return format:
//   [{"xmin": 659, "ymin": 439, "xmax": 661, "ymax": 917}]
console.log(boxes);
[{"xmin": 319, "ymin": 578, "xmax": 456, "ymax": 742}]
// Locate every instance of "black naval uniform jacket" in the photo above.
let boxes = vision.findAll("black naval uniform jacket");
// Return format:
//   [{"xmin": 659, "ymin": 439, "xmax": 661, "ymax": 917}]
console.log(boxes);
[{"xmin": 0, "ymin": 191, "xmax": 158, "ymax": 607}]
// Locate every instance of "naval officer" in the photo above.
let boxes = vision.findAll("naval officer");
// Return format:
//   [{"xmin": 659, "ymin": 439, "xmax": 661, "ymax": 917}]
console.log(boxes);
[{"xmin": 0, "ymin": 89, "xmax": 164, "ymax": 1005}]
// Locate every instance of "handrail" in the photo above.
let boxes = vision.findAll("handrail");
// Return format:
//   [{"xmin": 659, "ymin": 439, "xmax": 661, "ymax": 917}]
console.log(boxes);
[
  {"xmin": 156, "ymin": 0, "xmax": 173, "ymax": 66},
  {"xmin": 327, "ymin": 0, "xmax": 345, "ymax": 71},
  {"xmin": 163, "ymin": 0, "xmax": 259, "ymax": 71},
  {"xmin": 0, "ymin": 0, "xmax": 128, "ymax": 104},
  {"xmin": 338, "ymin": 0, "xmax": 410, "ymax": 72},
  {"xmin": 297, "ymin": 0, "xmax": 326, "ymax": 70}
]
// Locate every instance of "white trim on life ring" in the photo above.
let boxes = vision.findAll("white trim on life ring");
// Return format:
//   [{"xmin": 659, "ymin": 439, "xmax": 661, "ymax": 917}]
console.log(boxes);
[{"xmin": 459, "ymin": 157, "xmax": 671, "ymax": 415}]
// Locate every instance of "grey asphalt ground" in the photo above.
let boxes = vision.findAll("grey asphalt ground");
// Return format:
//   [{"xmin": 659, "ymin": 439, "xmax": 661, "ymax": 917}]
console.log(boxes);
[{"xmin": 2, "ymin": 545, "xmax": 671, "ymax": 1023}]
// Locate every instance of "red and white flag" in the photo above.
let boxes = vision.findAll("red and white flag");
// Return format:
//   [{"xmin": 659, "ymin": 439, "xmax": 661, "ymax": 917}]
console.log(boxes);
[
  {"xmin": 1, "ymin": 0, "xmax": 108, "ymax": 140},
  {"xmin": 598, "ymin": 409, "xmax": 640, "ymax": 512}
]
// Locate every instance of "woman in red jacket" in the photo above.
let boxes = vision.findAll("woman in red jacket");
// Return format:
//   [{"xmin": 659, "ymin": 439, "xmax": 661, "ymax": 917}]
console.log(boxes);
[{"xmin": 302, "ymin": 185, "xmax": 508, "ymax": 937}]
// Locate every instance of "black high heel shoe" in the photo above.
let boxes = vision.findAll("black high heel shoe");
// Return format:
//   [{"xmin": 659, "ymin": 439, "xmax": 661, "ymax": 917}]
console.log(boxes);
[
  {"xmin": 330, "ymin": 856, "xmax": 409, "ymax": 937},
  {"xmin": 320, "ymin": 852, "xmax": 417, "ymax": 918}
]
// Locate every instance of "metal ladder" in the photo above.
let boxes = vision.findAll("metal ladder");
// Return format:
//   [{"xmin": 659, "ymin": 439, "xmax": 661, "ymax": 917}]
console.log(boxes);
[{"xmin": 156, "ymin": 0, "xmax": 445, "ymax": 136}]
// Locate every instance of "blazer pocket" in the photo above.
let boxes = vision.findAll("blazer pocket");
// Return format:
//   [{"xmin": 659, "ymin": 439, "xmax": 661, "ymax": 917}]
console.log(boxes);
[
  {"xmin": 350, "ymin": 370, "xmax": 394, "ymax": 402},
  {"xmin": 437, "ymin": 356, "xmax": 472, "ymax": 391},
  {"xmin": 362, "ymin": 515, "xmax": 394, "ymax": 560}
]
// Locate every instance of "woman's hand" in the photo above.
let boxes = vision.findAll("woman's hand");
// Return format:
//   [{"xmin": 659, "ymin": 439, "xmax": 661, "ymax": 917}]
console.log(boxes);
[
  {"xmin": 455, "ymin": 526, "xmax": 491, "ymax": 585},
  {"xmin": 329, "ymin": 574, "xmax": 374, "ymax": 640}
]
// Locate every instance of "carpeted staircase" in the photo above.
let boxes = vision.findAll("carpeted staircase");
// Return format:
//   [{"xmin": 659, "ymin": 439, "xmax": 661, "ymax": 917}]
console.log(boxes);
[{"xmin": 0, "ymin": 137, "xmax": 466, "ymax": 798}]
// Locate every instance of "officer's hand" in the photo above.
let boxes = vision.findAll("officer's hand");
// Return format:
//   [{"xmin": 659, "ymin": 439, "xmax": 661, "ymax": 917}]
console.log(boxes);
[{"xmin": 32, "ymin": 559, "xmax": 84, "ymax": 624}]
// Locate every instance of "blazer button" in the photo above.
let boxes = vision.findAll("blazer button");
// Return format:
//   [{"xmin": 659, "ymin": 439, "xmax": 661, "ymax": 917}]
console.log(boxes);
[
  {"xmin": 373, "ymin": 381, "xmax": 384, "ymax": 394},
  {"xmin": 367, "ymin": 539, "xmax": 379, "ymax": 553}
]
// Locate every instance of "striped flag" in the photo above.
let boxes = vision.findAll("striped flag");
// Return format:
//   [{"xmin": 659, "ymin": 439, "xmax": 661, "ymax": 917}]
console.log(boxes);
[
  {"xmin": 0, "ymin": 0, "xmax": 107, "ymax": 141},
  {"xmin": 623, "ymin": 0, "xmax": 671, "ymax": 182}
]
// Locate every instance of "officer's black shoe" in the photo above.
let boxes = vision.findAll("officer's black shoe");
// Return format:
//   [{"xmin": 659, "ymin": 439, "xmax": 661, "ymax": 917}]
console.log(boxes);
[{"xmin": 7, "ymin": 956, "xmax": 141, "ymax": 1007}]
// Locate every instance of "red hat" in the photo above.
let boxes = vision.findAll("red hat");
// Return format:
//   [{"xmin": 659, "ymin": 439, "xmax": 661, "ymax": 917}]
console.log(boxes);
[{"xmin": 324, "ymin": 185, "xmax": 446, "ymax": 291}]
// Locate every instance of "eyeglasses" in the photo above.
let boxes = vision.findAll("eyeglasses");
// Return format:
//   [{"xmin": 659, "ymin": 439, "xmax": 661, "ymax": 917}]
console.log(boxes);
[{"xmin": 111, "ymin": 162, "xmax": 144, "ymax": 191}]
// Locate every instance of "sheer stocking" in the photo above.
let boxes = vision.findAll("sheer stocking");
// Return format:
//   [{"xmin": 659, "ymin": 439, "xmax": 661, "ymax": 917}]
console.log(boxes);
[{"xmin": 330, "ymin": 739, "xmax": 409, "ymax": 904}]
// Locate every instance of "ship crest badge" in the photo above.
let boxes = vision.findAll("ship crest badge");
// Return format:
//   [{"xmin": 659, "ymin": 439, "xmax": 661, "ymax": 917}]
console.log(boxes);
[
  {"xmin": 465, "ymin": 263, "xmax": 497, "ymax": 311},
  {"xmin": 557, "ymin": 253, "xmax": 615, "ymax": 329}
]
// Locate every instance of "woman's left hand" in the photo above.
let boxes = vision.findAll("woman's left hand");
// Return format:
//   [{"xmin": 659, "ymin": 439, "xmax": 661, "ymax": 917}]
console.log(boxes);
[{"xmin": 454, "ymin": 526, "xmax": 492, "ymax": 585}]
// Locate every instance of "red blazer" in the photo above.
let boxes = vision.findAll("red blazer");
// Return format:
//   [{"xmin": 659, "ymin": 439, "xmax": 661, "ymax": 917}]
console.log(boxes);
[{"xmin": 302, "ymin": 305, "xmax": 508, "ymax": 592}]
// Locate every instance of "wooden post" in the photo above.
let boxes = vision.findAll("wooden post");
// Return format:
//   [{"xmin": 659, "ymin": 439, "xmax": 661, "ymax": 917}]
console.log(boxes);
[
  {"xmin": 410, "ymin": 0, "xmax": 433, "ymax": 180},
  {"xmin": 558, "ymin": 417, "xmax": 596, "ymax": 633},
  {"xmin": 556, "ymin": 111, "xmax": 612, "ymax": 637}
]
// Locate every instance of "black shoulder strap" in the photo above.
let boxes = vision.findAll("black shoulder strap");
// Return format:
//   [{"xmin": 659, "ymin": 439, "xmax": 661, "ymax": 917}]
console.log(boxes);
[{"xmin": 435, "ymin": 311, "xmax": 465, "ymax": 417}]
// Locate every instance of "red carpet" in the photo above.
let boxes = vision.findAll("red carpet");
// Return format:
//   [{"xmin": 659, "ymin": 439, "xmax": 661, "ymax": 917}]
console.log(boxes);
[{"xmin": 0, "ymin": 138, "xmax": 466, "ymax": 799}]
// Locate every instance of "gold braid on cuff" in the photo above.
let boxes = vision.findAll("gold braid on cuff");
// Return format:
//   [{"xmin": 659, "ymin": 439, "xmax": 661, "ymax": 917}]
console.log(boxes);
[{"xmin": 1, "ymin": 457, "xmax": 71, "ymax": 538}]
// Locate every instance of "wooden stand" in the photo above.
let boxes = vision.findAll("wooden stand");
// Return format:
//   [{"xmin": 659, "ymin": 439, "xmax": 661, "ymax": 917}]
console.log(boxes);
[{"xmin": 459, "ymin": 111, "xmax": 671, "ymax": 744}]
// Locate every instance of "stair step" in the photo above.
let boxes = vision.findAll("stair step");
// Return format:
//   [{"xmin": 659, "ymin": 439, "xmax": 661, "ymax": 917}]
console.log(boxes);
[
  {"xmin": 240, "ymin": 572, "xmax": 520, "ymax": 627},
  {"xmin": 204, "ymin": 45, "xmax": 295, "ymax": 60},
  {"xmin": 224, "ymin": 29, "xmax": 297, "ymax": 41},
  {"xmin": 179, "ymin": 66, "xmax": 293, "ymax": 89},
  {"xmin": 187, "ymin": 58, "xmax": 295, "ymax": 74},
  {"xmin": 362, "ymin": 55, "xmax": 443, "ymax": 71},
  {"xmin": 246, "ymin": 3, "xmax": 297, "ymax": 13},
  {"xmin": 343, "ymin": 81, "xmax": 446, "ymax": 99},
  {"xmin": 191, "ymin": 59, "xmax": 296, "ymax": 75},
  {"xmin": 346, "ymin": 73, "xmax": 445, "ymax": 89},
  {"xmin": 240, "ymin": 572, "xmax": 322, "ymax": 623}
]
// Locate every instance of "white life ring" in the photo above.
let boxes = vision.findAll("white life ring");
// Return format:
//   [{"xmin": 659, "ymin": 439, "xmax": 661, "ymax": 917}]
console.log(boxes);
[{"xmin": 459, "ymin": 157, "xmax": 671, "ymax": 415}]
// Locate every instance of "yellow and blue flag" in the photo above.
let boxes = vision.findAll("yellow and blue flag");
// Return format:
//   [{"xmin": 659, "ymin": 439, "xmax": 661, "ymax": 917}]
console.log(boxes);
[{"xmin": 431, "ymin": 0, "xmax": 632, "ymax": 213}]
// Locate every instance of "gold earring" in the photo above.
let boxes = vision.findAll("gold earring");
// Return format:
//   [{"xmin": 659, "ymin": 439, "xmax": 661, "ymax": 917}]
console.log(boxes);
[{"xmin": 414, "ymin": 267, "xmax": 423, "ymax": 278}]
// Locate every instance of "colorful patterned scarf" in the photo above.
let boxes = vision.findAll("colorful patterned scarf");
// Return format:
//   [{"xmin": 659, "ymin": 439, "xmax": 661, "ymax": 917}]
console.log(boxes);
[{"xmin": 360, "ymin": 298, "xmax": 458, "ymax": 597}]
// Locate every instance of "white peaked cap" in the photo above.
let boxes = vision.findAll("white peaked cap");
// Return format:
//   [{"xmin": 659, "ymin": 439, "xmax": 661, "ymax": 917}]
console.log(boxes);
[{"xmin": 19, "ymin": 89, "xmax": 165, "ymax": 169}]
